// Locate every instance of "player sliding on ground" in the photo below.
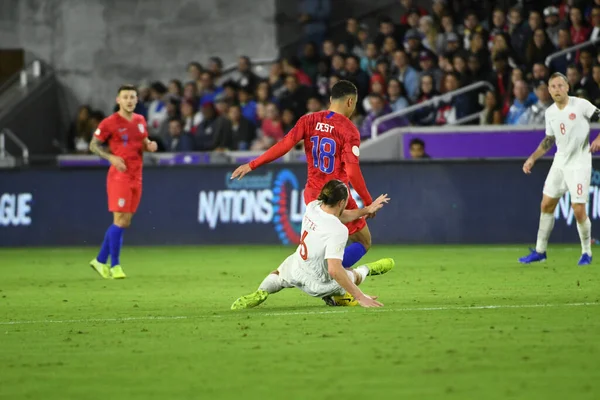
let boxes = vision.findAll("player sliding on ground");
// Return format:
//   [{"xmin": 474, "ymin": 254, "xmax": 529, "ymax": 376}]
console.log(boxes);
[
  {"xmin": 520, "ymin": 72, "xmax": 600, "ymax": 266},
  {"xmin": 88, "ymin": 85, "xmax": 158, "ymax": 279},
  {"xmin": 231, "ymin": 179, "xmax": 394, "ymax": 310},
  {"xmin": 231, "ymin": 81, "xmax": 375, "ymax": 270}
]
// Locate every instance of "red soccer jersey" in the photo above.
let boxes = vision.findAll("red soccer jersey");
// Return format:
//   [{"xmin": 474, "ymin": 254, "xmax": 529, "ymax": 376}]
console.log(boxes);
[
  {"xmin": 94, "ymin": 112, "xmax": 148, "ymax": 183},
  {"xmin": 249, "ymin": 110, "xmax": 372, "ymax": 205}
]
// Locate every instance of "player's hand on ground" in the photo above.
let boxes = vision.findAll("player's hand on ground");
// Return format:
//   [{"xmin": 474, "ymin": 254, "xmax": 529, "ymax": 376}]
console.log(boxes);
[
  {"xmin": 109, "ymin": 155, "xmax": 127, "ymax": 172},
  {"xmin": 590, "ymin": 137, "xmax": 600, "ymax": 153},
  {"xmin": 523, "ymin": 158, "xmax": 535, "ymax": 174},
  {"xmin": 231, "ymin": 163, "xmax": 252, "ymax": 180},
  {"xmin": 145, "ymin": 141, "xmax": 158, "ymax": 152},
  {"xmin": 357, "ymin": 294, "xmax": 383, "ymax": 308}
]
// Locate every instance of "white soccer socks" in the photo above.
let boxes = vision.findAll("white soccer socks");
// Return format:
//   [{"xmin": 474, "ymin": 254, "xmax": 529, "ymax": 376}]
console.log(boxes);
[
  {"xmin": 577, "ymin": 217, "xmax": 592, "ymax": 255},
  {"xmin": 536, "ymin": 213, "xmax": 555, "ymax": 253}
]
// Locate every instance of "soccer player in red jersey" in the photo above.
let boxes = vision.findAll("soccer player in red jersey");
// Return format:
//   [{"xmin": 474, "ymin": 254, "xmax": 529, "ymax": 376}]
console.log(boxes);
[
  {"xmin": 88, "ymin": 84, "xmax": 158, "ymax": 279},
  {"xmin": 231, "ymin": 80, "xmax": 374, "ymax": 269}
]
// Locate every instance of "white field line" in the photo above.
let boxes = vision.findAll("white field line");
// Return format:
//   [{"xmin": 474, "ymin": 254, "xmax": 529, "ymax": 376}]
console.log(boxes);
[{"xmin": 1, "ymin": 302, "xmax": 598, "ymax": 326}]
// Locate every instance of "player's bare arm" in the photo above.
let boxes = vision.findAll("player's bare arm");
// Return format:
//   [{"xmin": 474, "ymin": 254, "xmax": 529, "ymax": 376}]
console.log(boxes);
[
  {"xmin": 339, "ymin": 194, "xmax": 390, "ymax": 224},
  {"xmin": 523, "ymin": 136, "xmax": 556, "ymax": 174},
  {"xmin": 231, "ymin": 163, "xmax": 252, "ymax": 180},
  {"xmin": 143, "ymin": 137, "xmax": 158, "ymax": 153},
  {"xmin": 589, "ymin": 109, "xmax": 600, "ymax": 152},
  {"xmin": 327, "ymin": 258, "xmax": 382, "ymax": 308},
  {"xmin": 89, "ymin": 137, "xmax": 126, "ymax": 172}
]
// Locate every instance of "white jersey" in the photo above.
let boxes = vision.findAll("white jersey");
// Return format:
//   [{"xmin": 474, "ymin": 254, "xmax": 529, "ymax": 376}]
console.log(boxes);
[
  {"xmin": 545, "ymin": 97, "xmax": 597, "ymax": 168},
  {"xmin": 277, "ymin": 200, "xmax": 348, "ymax": 296}
]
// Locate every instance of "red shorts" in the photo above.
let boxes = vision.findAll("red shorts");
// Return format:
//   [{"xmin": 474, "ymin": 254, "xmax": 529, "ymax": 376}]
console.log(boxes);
[
  {"xmin": 107, "ymin": 179, "xmax": 142, "ymax": 213},
  {"xmin": 303, "ymin": 188, "xmax": 366, "ymax": 236}
]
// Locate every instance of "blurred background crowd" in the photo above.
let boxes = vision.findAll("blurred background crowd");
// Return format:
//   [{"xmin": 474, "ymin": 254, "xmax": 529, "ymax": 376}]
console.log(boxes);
[{"xmin": 68, "ymin": 0, "xmax": 600, "ymax": 155}]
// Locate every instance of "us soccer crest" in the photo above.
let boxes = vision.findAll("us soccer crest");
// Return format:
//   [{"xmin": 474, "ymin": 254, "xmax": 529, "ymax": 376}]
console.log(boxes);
[
  {"xmin": 138, "ymin": 123, "xmax": 144, "ymax": 133},
  {"xmin": 118, "ymin": 198, "xmax": 126, "ymax": 207}
]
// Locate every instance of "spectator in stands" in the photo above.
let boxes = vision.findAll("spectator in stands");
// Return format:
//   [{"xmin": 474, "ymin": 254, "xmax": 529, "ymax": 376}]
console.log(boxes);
[
  {"xmin": 300, "ymin": 43, "xmax": 320, "ymax": 83},
  {"xmin": 280, "ymin": 109, "xmax": 297, "ymax": 139},
  {"xmin": 195, "ymin": 103, "xmax": 218, "ymax": 151},
  {"xmin": 590, "ymin": 6, "xmax": 600, "ymax": 41},
  {"xmin": 480, "ymin": 90, "xmax": 503, "ymax": 125},
  {"xmin": 387, "ymin": 78, "xmax": 410, "ymax": 112},
  {"xmin": 345, "ymin": 55, "xmax": 370, "ymax": 101},
  {"xmin": 238, "ymin": 87, "xmax": 258, "ymax": 126},
  {"xmin": 579, "ymin": 49, "xmax": 595, "ymax": 87},
  {"xmin": 187, "ymin": 62, "xmax": 203, "ymax": 83},
  {"xmin": 405, "ymin": 29, "xmax": 426, "ymax": 68},
  {"xmin": 409, "ymin": 138, "xmax": 430, "ymax": 159},
  {"xmin": 570, "ymin": 7, "xmax": 592, "ymax": 46},
  {"xmin": 440, "ymin": 14, "xmax": 459, "ymax": 45},
  {"xmin": 438, "ymin": 52, "xmax": 455, "ymax": 74},
  {"xmin": 253, "ymin": 103, "xmax": 285, "ymax": 150},
  {"xmin": 268, "ymin": 61, "xmax": 286, "ymax": 99},
  {"xmin": 341, "ymin": 17, "xmax": 359, "ymax": 52},
  {"xmin": 506, "ymin": 80, "xmax": 534, "ymax": 125},
  {"xmin": 412, "ymin": 74, "xmax": 439, "ymax": 126},
  {"xmin": 443, "ymin": 32, "xmax": 462, "ymax": 60},
  {"xmin": 229, "ymin": 104, "xmax": 256, "ymax": 150},
  {"xmin": 298, "ymin": 0, "xmax": 331, "ymax": 47},
  {"xmin": 491, "ymin": 32, "xmax": 518, "ymax": 69},
  {"xmin": 163, "ymin": 118, "xmax": 195, "ymax": 152},
  {"xmin": 488, "ymin": 8, "xmax": 509, "ymax": 50},
  {"xmin": 419, "ymin": 50, "xmax": 443, "ymax": 92},
  {"xmin": 307, "ymin": 96, "xmax": 324, "ymax": 114},
  {"xmin": 436, "ymin": 72, "xmax": 472, "ymax": 125},
  {"xmin": 138, "ymin": 83, "xmax": 151, "ymax": 110},
  {"xmin": 322, "ymin": 40, "xmax": 336, "ymax": 61},
  {"xmin": 147, "ymin": 82, "xmax": 168, "ymax": 136},
  {"xmin": 360, "ymin": 93, "xmax": 396, "ymax": 139},
  {"xmin": 566, "ymin": 64, "xmax": 593, "ymax": 95},
  {"xmin": 462, "ymin": 10, "xmax": 487, "ymax": 52},
  {"xmin": 279, "ymin": 74, "xmax": 312, "ymax": 120},
  {"xmin": 375, "ymin": 59, "xmax": 391, "ymax": 82},
  {"xmin": 315, "ymin": 59, "xmax": 331, "ymax": 98},
  {"xmin": 68, "ymin": 105, "xmax": 91, "ymax": 153},
  {"xmin": 490, "ymin": 51, "xmax": 512, "ymax": 108},
  {"xmin": 352, "ymin": 24, "xmax": 371, "ymax": 58},
  {"xmin": 392, "ymin": 49, "xmax": 419, "ymax": 102},
  {"xmin": 508, "ymin": 6, "xmax": 529, "ymax": 61},
  {"xmin": 403, "ymin": 7, "xmax": 423, "ymax": 35},
  {"xmin": 419, "ymin": 15, "xmax": 444, "ymax": 54},
  {"xmin": 469, "ymin": 31, "xmax": 490, "ymax": 71},
  {"xmin": 168, "ymin": 79, "xmax": 183, "ymax": 98},
  {"xmin": 222, "ymin": 80, "xmax": 239, "ymax": 104},
  {"xmin": 361, "ymin": 43, "xmax": 379, "ymax": 76},
  {"xmin": 198, "ymin": 71, "xmax": 224, "ymax": 106},
  {"xmin": 180, "ymin": 99, "xmax": 202, "ymax": 134},
  {"xmin": 283, "ymin": 56, "xmax": 313, "ymax": 86},
  {"xmin": 363, "ymin": 74, "xmax": 387, "ymax": 113},
  {"xmin": 330, "ymin": 54, "xmax": 346, "ymax": 77},
  {"xmin": 531, "ymin": 62, "xmax": 549, "ymax": 82},
  {"xmin": 431, "ymin": 0, "xmax": 448, "ymax": 27},
  {"xmin": 374, "ymin": 17, "xmax": 402, "ymax": 50},
  {"xmin": 549, "ymin": 28, "xmax": 575, "ymax": 74},
  {"xmin": 518, "ymin": 80, "xmax": 553, "ymax": 125},
  {"xmin": 381, "ymin": 36, "xmax": 399, "ymax": 63},
  {"xmin": 390, "ymin": 0, "xmax": 427, "ymax": 27},
  {"xmin": 544, "ymin": 6, "xmax": 560, "ymax": 48},
  {"xmin": 235, "ymin": 56, "xmax": 259, "ymax": 93},
  {"xmin": 183, "ymin": 81, "xmax": 198, "ymax": 107},
  {"xmin": 452, "ymin": 53, "xmax": 471, "ymax": 86},
  {"xmin": 467, "ymin": 54, "xmax": 491, "ymax": 84},
  {"xmin": 589, "ymin": 64, "xmax": 600, "ymax": 107},
  {"xmin": 524, "ymin": 10, "xmax": 544, "ymax": 46},
  {"xmin": 156, "ymin": 97, "xmax": 181, "ymax": 148},
  {"xmin": 525, "ymin": 29, "xmax": 556, "ymax": 71},
  {"xmin": 207, "ymin": 57, "xmax": 224, "ymax": 85}
]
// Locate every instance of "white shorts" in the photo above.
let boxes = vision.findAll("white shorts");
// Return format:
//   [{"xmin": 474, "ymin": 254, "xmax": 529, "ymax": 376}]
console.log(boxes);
[
  {"xmin": 543, "ymin": 164, "xmax": 591, "ymax": 204},
  {"xmin": 277, "ymin": 255, "xmax": 345, "ymax": 298}
]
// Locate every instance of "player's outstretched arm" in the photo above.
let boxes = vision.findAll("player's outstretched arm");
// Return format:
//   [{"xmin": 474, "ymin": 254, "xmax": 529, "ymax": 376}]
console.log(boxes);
[
  {"xmin": 523, "ymin": 136, "xmax": 555, "ymax": 174},
  {"xmin": 339, "ymin": 194, "xmax": 390, "ymax": 224},
  {"xmin": 327, "ymin": 259, "xmax": 382, "ymax": 308},
  {"xmin": 89, "ymin": 137, "xmax": 126, "ymax": 172},
  {"xmin": 346, "ymin": 163, "xmax": 373, "ymax": 206},
  {"xmin": 143, "ymin": 138, "xmax": 158, "ymax": 152}
]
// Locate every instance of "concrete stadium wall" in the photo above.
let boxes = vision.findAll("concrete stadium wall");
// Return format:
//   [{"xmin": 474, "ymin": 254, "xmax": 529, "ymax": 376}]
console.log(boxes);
[{"xmin": 0, "ymin": 0, "xmax": 278, "ymax": 113}]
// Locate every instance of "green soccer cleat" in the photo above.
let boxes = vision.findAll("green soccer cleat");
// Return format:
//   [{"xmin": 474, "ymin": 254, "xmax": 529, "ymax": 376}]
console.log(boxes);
[
  {"xmin": 231, "ymin": 290, "xmax": 269, "ymax": 310},
  {"xmin": 366, "ymin": 258, "xmax": 395, "ymax": 276},
  {"xmin": 90, "ymin": 259, "xmax": 110, "ymax": 279},
  {"xmin": 110, "ymin": 265, "xmax": 127, "ymax": 279}
]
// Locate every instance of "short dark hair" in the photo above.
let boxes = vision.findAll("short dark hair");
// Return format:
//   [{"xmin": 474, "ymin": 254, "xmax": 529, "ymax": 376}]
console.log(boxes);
[
  {"xmin": 187, "ymin": 61, "xmax": 203, "ymax": 71},
  {"xmin": 318, "ymin": 180, "xmax": 349, "ymax": 206},
  {"xmin": 566, "ymin": 64, "xmax": 580, "ymax": 72},
  {"xmin": 169, "ymin": 117, "xmax": 182, "ymax": 125},
  {"xmin": 346, "ymin": 54, "xmax": 360, "ymax": 64},
  {"xmin": 410, "ymin": 138, "xmax": 425, "ymax": 148},
  {"xmin": 118, "ymin": 84, "xmax": 137, "ymax": 94},
  {"xmin": 330, "ymin": 80, "xmax": 358, "ymax": 100}
]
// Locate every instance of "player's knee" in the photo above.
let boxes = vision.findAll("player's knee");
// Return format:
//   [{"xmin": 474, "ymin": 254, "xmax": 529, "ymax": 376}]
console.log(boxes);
[
  {"xmin": 360, "ymin": 236, "xmax": 372, "ymax": 251},
  {"xmin": 113, "ymin": 213, "xmax": 132, "ymax": 228},
  {"xmin": 572, "ymin": 204, "xmax": 587, "ymax": 223},
  {"xmin": 540, "ymin": 199, "xmax": 557, "ymax": 214}
]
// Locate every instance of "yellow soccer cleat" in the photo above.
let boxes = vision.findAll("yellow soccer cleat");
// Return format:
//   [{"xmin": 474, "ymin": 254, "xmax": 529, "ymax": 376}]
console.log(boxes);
[
  {"xmin": 231, "ymin": 290, "xmax": 269, "ymax": 310},
  {"xmin": 90, "ymin": 259, "xmax": 110, "ymax": 279},
  {"xmin": 366, "ymin": 258, "xmax": 395, "ymax": 276},
  {"xmin": 110, "ymin": 265, "xmax": 127, "ymax": 279},
  {"xmin": 323, "ymin": 292, "xmax": 358, "ymax": 307}
]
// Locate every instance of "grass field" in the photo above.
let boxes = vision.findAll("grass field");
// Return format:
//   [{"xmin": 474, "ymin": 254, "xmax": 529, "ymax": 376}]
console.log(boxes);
[{"xmin": 1, "ymin": 245, "xmax": 599, "ymax": 400}]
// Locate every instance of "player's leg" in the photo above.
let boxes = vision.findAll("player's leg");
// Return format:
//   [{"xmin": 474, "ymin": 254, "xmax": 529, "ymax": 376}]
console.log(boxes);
[
  {"xmin": 565, "ymin": 167, "xmax": 592, "ymax": 265},
  {"xmin": 108, "ymin": 211, "xmax": 133, "ymax": 279},
  {"xmin": 519, "ymin": 166, "xmax": 565, "ymax": 264},
  {"xmin": 343, "ymin": 195, "xmax": 371, "ymax": 268},
  {"xmin": 231, "ymin": 270, "xmax": 294, "ymax": 310}
]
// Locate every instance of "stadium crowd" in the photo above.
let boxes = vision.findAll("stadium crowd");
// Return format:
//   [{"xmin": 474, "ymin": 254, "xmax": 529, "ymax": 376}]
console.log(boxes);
[{"xmin": 68, "ymin": 0, "xmax": 600, "ymax": 154}]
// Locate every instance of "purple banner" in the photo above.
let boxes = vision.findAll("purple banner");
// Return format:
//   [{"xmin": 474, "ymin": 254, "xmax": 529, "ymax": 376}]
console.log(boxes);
[{"xmin": 402, "ymin": 129, "xmax": 600, "ymax": 159}]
